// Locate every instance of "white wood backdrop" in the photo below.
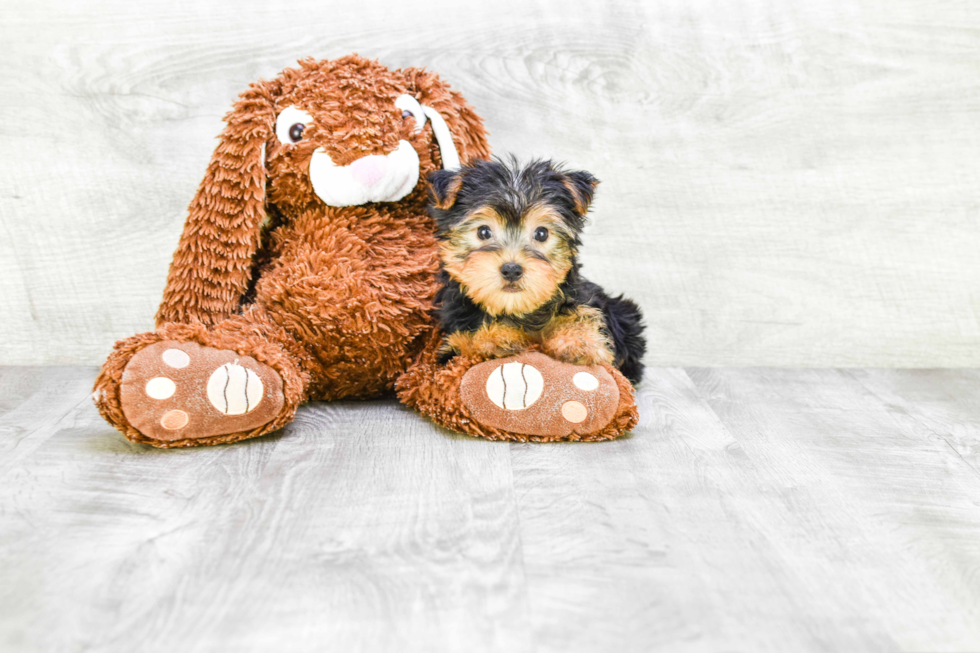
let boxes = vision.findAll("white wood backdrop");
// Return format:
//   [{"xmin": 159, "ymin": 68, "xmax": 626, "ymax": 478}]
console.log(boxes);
[{"xmin": 2, "ymin": 0, "xmax": 979, "ymax": 366}]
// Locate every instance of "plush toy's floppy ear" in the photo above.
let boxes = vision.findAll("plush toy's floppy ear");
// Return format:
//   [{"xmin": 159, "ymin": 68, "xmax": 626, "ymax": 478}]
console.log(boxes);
[
  {"xmin": 420, "ymin": 106, "xmax": 461, "ymax": 171},
  {"xmin": 155, "ymin": 79, "xmax": 280, "ymax": 327},
  {"xmin": 428, "ymin": 169, "xmax": 463, "ymax": 210},
  {"xmin": 561, "ymin": 170, "xmax": 600, "ymax": 216},
  {"xmin": 401, "ymin": 67, "xmax": 491, "ymax": 169}
]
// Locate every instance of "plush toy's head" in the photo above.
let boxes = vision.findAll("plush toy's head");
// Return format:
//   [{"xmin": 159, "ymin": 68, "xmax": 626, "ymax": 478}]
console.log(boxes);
[
  {"xmin": 158, "ymin": 55, "xmax": 490, "ymax": 326},
  {"xmin": 229, "ymin": 55, "xmax": 488, "ymax": 211}
]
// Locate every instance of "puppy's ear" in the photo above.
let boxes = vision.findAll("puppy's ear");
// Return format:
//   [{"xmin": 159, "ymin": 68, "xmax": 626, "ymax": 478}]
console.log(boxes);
[
  {"xmin": 561, "ymin": 170, "xmax": 600, "ymax": 215},
  {"xmin": 156, "ymin": 78, "xmax": 281, "ymax": 327},
  {"xmin": 428, "ymin": 169, "xmax": 463, "ymax": 210}
]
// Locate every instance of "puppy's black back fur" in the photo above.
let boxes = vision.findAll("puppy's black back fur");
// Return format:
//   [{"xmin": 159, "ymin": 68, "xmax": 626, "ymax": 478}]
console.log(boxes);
[{"xmin": 571, "ymin": 274, "xmax": 647, "ymax": 385}]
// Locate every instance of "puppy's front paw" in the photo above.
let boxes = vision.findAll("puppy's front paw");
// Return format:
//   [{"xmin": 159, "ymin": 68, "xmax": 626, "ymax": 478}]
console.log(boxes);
[
  {"xmin": 540, "ymin": 305, "xmax": 616, "ymax": 367},
  {"xmin": 542, "ymin": 332, "xmax": 615, "ymax": 367},
  {"xmin": 444, "ymin": 324, "xmax": 533, "ymax": 361}
]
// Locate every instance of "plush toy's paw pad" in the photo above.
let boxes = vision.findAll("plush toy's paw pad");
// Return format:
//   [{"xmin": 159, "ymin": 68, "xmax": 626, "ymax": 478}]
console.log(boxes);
[
  {"xmin": 460, "ymin": 352, "xmax": 620, "ymax": 438},
  {"xmin": 119, "ymin": 341, "xmax": 284, "ymax": 442}
]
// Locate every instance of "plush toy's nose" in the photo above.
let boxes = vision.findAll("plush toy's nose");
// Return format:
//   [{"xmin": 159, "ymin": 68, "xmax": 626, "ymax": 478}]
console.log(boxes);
[
  {"xmin": 500, "ymin": 262, "xmax": 524, "ymax": 282},
  {"xmin": 349, "ymin": 155, "xmax": 389, "ymax": 187}
]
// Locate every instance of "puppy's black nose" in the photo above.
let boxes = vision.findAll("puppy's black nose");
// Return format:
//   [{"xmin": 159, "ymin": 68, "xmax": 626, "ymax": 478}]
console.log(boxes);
[{"xmin": 500, "ymin": 262, "xmax": 524, "ymax": 282}]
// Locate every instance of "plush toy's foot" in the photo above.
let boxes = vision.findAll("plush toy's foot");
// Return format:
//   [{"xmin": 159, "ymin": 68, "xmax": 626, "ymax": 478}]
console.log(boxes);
[
  {"xmin": 460, "ymin": 352, "xmax": 621, "ymax": 438},
  {"xmin": 399, "ymin": 332, "xmax": 639, "ymax": 442},
  {"xmin": 118, "ymin": 340, "xmax": 284, "ymax": 444}
]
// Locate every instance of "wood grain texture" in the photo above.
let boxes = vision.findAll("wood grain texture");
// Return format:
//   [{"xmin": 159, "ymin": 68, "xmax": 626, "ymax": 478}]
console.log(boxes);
[
  {"xmin": 3, "ymin": 366, "xmax": 980, "ymax": 652},
  {"xmin": 2, "ymin": 0, "xmax": 980, "ymax": 365},
  {"xmin": 0, "ymin": 367, "xmax": 530, "ymax": 653}
]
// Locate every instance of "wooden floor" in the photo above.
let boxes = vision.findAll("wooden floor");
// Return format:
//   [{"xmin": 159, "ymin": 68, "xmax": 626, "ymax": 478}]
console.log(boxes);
[{"xmin": 2, "ymin": 366, "xmax": 980, "ymax": 652}]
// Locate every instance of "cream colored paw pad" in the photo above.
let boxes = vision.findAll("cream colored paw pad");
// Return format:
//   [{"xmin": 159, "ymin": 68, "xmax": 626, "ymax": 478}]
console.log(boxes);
[
  {"xmin": 572, "ymin": 372, "xmax": 599, "ymax": 391},
  {"xmin": 207, "ymin": 362, "xmax": 264, "ymax": 415},
  {"xmin": 486, "ymin": 362, "xmax": 544, "ymax": 410},
  {"xmin": 145, "ymin": 377, "xmax": 176, "ymax": 400},
  {"xmin": 161, "ymin": 348, "xmax": 190, "ymax": 368}
]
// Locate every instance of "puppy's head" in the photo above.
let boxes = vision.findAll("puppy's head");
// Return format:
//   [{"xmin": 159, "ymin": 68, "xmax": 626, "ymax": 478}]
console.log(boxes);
[{"xmin": 429, "ymin": 157, "xmax": 599, "ymax": 317}]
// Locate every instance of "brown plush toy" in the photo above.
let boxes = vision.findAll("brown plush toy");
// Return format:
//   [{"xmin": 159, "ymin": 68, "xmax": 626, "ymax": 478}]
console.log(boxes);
[{"xmin": 93, "ymin": 55, "xmax": 638, "ymax": 447}]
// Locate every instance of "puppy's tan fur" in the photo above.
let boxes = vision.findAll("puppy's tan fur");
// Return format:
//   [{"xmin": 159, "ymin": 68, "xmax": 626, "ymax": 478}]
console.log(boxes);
[
  {"xmin": 540, "ymin": 306, "xmax": 615, "ymax": 366},
  {"xmin": 443, "ymin": 323, "xmax": 534, "ymax": 359}
]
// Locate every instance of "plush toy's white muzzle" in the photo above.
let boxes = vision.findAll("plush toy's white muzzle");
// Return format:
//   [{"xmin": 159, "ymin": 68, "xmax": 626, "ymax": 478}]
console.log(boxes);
[
  {"xmin": 305, "ymin": 95, "xmax": 461, "ymax": 207},
  {"xmin": 309, "ymin": 140, "xmax": 421, "ymax": 207}
]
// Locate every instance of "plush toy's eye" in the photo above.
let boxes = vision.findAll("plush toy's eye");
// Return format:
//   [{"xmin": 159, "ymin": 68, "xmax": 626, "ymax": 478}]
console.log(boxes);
[
  {"xmin": 477, "ymin": 225, "xmax": 493, "ymax": 240},
  {"xmin": 275, "ymin": 106, "xmax": 314, "ymax": 145},
  {"xmin": 533, "ymin": 227, "xmax": 549, "ymax": 242},
  {"xmin": 395, "ymin": 94, "xmax": 426, "ymax": 132}
]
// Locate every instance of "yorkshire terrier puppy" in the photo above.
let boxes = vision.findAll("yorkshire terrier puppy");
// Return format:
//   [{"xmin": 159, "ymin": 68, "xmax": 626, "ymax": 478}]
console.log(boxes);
[{"xmin": 428, "ymin": 157, "xmax": 646, "ymax": 384}]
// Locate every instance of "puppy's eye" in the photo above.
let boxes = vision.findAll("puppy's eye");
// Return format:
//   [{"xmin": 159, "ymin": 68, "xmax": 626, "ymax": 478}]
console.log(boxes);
[
  {"xmin": 533, "ymin": 227, "xmax": 549, "ymax": 242},
  {"xmin": 477, "ymin": 225, "xmax": 493, "ymax": 240},
  {"xmin": 401, "ymin": 110, "xmax": 413, "ymax": 119},
  {"xmin": 275, "ymin": 106, "xmax": 314, "ymax": 145}
]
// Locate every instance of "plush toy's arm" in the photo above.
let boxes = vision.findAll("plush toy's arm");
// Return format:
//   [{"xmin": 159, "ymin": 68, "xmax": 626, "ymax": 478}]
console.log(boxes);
[{"xmin": 155, "ymin": 81, "xmax": 279, "ymax": 327}]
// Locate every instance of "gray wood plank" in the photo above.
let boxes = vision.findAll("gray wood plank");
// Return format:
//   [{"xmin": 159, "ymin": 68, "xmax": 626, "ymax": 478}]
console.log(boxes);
[
  {"xmin": 0, "ymin": 366, "xmax": 98, "ymax": 468},
  {"xmin": 4, "ymin": 367, "xmax": 980, "ymax": 652},
  {"xmin": 0, "ymin": 371, "xmax": 530, "ymax": 653},
  {"xmin": 3, "ymin": 0, "xmax": 980, "ymax": 366},
  {"xmin": 686, "ymin": 368, "xmax": 980, "ymax": 652},
  {"xmin": 848, "ymin": 368, "xmax": 980, "ymax": 477},
  {"xmin": 510, "ymin": 369, "xmax": 765, "ymax": 652},
  {"xmin": 511, "ymin": 367, "xmax": 980, "ymax": 652}
]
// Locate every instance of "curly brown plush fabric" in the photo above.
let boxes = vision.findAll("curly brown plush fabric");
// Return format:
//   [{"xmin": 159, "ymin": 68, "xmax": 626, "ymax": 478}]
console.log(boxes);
[
  {"xmin": 92, "ymin": 55, "xmax": 638, "ymax": 448},
  {"xmin": 396, "ymin": 331, "xmax": 639, "ymax": 442}
]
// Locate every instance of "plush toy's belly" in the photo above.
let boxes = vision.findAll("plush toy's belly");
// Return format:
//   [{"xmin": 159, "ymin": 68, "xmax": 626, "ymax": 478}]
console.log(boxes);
[{"xmin": 252, "ymin": 217, "xmax": 441, "ymax": 400}]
